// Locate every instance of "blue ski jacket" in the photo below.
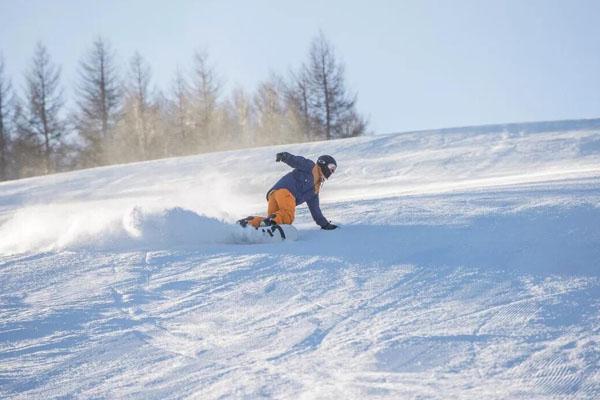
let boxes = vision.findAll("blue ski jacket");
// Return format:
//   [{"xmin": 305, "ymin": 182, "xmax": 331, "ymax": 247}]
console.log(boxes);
[{"xmin": 268, "ymin": 153, "xmax": 329, "ymax": 227}]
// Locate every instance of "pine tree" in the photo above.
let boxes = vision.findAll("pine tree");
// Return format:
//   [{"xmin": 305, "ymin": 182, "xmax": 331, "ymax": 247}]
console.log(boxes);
[{"xmin": 74, "ymin": 37, "xmax": 121, "ymax": 167}]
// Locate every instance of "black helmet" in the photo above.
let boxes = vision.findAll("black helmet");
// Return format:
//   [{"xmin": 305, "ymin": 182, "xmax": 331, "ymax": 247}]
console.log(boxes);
[{"xmin": 317, "ymin": 155, "xmax": 337, "ymax": 179}]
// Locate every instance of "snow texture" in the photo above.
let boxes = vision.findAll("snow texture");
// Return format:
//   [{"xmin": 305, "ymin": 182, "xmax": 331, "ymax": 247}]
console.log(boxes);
[{"xmin": 1, "ymin": 128, "xmax": 599, "ymax": 399}]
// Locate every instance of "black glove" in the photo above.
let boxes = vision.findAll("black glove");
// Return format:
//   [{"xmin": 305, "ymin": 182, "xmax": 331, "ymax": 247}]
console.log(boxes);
[
  {"xmin": 276, "ymin": 152, "xmax": 288, "ymax": 162},
  {"xmin": 321, "ymin": 222, "xmax": 338, "ymax": 230}
]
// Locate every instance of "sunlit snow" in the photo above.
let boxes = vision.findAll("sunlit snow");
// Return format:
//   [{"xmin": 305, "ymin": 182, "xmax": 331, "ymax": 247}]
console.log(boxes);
[{"xmin": 1, "ymin": 128, "xmax": 599, "ymax": 399}]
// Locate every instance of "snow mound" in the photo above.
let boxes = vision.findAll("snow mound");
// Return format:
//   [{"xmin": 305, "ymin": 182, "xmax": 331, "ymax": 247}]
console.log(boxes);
[
  {"xmin": 121, "ymin": 207, "xmax": 234, "ymax": 249},
  {"xmin": 0, "ymin": 206, "xmax": 238, "ymax": 254}
]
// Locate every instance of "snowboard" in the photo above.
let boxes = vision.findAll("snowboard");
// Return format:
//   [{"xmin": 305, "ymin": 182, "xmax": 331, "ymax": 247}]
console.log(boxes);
[{"xmin": 233, "ymin": 223, "xmax": 298, "ymax": 243}]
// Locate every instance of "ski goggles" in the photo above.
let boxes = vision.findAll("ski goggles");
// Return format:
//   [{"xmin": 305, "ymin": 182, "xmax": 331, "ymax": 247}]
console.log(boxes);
[{"xmin": 327, "ymin": 163, "xmax": 337, "ymax": 175}]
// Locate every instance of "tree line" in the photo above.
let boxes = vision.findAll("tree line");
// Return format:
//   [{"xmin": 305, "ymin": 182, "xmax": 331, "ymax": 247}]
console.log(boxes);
[{"xmin": 0, "ymin": 32, "xmax": 367, "ymax": 181}]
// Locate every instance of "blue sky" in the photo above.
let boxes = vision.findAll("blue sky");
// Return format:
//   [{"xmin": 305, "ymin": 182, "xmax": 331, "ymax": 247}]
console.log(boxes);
[{"xmin": 1, "ymin": 0, "xmax": 600, "ymax": 134}]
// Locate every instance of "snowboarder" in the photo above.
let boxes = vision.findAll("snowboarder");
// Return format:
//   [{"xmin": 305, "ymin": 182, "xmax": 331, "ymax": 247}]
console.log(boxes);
[{"xmin": 238, "ymin": 152, "xmax": 338, "ymax": 230}]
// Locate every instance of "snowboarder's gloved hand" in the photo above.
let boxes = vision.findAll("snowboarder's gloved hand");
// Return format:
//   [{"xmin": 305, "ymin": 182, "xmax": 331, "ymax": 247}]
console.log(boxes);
[
  {"xmin": 276, "ymin": 152, "xmax": 289, "ymax": 162},
  {"xmin": 321, "ymin": 222, "xmax": 338, "ymax": 230}
]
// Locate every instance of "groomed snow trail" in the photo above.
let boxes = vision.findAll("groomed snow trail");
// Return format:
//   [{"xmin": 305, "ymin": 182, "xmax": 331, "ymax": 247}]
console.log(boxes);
[{"xmin": 1, "ymin": 128, "xmax": 599, "ymax": 399}]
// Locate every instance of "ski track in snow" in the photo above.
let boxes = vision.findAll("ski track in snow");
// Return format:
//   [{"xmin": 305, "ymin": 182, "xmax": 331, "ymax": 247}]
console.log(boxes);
[{"xmin": 1, "ymin": 129, "xmax": 600, "ymax": 399}]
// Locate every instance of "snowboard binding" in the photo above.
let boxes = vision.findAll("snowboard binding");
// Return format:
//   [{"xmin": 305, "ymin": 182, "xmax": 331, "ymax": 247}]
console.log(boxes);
[
  {"xmin": 260, "ymin": 224, "xmax": 287, "ymax": 239},
  {"xmin": 237, "ymin": 214, "xmax": 277, "ymax": 229},
  {"xmin": 260, "ymin": 214, "xmax": 277, "ymax": 227},
  {"xmin": 234, "ymin": 217, "xmax": 298, "ymax": 242},
  {"xmin": 236, "ymin": 216, "xmax": 255, "ymax": 228}
]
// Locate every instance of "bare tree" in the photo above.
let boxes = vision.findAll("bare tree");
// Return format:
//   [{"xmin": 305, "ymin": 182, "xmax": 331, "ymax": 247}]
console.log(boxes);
[
  {"xmin": 227, "ymin": 86, "xmax": 255, "ymax": 147},
  {"xmin": 0, "ymin": 32, "xmax": 369, "ymax": 179},
  {"xmin": 11, "ymin": 101, "xmax": 40, "ymax": 177},
  {"xmin": 191, "ymin": 50, "xmax": 221, "ymax": 150},
  {"xmin": 255, "ymin": 75, "xmax": 284, "ymax": 145},
  {"xmin": 164, "ymin": 67, "xmax": 193, "ymax": 155},
  {"xmin": 255, "ymin": 73, "xmax": 304, "ymax": 145},
  {"xmin": 303, "ymin": 31, "xmax": 366, "ymax": 139},
  {"xmin": 22, "ymin": 42, "xmax": 65, "ymax": 174},
  {"xmin": 74, "ymin": 37, "xmax": 121, "ymax": 166},
  {"xmin": 0, "ymin": 54, "xmax": 13, "ymax": 180},
  {"xmin": 286, "ymin": 67, "xmax": 313, "ymax": 140},
  {"xmin": 124, "ymin": 51, "xmax": 153, "ymax": 159}
]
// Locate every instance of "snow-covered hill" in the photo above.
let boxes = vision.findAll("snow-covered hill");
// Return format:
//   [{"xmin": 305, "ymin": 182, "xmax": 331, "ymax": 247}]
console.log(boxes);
[{"xmin": 1, "ymin": 127, "xmax": 599, "ymax": 399}]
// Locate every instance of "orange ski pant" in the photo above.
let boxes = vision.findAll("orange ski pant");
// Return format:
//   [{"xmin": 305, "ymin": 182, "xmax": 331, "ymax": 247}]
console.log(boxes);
[{"xmin": 249, "ymin": 189, "xmax": 296, "ymax": 228}]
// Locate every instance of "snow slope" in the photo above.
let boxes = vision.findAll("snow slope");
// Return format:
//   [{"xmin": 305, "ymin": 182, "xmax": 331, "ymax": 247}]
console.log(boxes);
[{"xmin": 1, "ymin": 128, "xmax": 599, "ymax": 399}]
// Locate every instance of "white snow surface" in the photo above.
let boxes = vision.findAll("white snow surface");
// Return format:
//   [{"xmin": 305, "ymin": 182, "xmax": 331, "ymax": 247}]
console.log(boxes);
[{"xmin": 1, "ymin": 129, "xmax": 600, "ymax": 399}]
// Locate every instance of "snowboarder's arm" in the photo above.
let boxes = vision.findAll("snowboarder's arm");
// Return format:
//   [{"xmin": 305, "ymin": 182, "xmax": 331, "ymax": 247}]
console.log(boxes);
[
  {"xmin": 276, "ymin": 152, "xmax": 315, "ymax": 172},
  {"xmin": 306, "ymin": 195, "xmax": 330, "ymax": 228}
]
